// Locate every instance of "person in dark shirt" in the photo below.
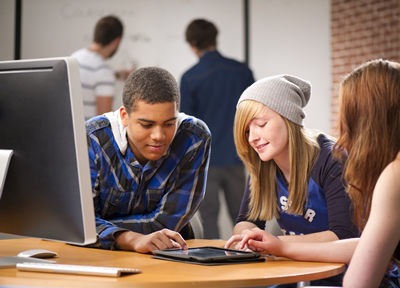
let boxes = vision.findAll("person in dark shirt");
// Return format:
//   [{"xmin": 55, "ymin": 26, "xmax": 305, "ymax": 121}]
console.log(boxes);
[
  {"xmin": 180, "ymin": 19, "xmax": 255, "ymax": 239},
  {"xmin": 225, "ymin": 74, "xmax": 358, "ymax": 287},
  {"xmin": 228, "ymin": 60, "xmax": 400, "ymax": 288}
]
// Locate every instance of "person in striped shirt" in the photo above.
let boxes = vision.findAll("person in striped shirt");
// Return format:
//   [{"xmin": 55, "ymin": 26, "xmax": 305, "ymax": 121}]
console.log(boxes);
[{"xmin": 72, "ymin": 15, "xmax": 128, "ymax": 121}]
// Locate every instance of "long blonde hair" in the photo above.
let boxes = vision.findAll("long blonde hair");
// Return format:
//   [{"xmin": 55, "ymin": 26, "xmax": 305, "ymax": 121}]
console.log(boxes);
[
  {"xmin": 234, "ymin": 100, "xmax": 321, "ymax": 221},
  {"xmin": 334, "ymin": 59, "xmax": 400, "ymax": 231}
]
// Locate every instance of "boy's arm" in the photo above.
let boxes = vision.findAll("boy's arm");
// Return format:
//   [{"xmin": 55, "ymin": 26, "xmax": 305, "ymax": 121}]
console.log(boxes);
[
  {"xmin": 85, "ymin": 135, "xmax": 129, "ymax": 250},
  {"xmin": 114, "ymin": 229, "xmax": 187, "ymax": 254}
]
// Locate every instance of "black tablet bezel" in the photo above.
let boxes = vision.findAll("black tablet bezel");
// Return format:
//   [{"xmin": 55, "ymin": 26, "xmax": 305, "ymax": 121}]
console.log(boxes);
[{"xmin": 153, "ymin": 246, "xmax": 261, "ymax": 263}]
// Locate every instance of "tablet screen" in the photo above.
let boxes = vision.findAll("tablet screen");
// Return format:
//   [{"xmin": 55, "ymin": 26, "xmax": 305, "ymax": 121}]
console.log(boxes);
[
  {"xmin": 153, "ymin": 246, "xmax": 260, "ymax": 262},
  {"xmin": 165, "ymin": 247, "xmax": 250, "ymax": 257}
]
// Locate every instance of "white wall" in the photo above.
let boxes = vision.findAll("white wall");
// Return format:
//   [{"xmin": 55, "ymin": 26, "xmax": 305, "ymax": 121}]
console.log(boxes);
[
  {"xmin": 20, "ymin": 0, "xmax": 244, "ymax": 110},
  {"xmin": 1, "ymin": 0, "xmax": 331, "ymax": 135},
  {"xmin": 250, "ymin": 0, "xmax": 331, "ymax": 134}
]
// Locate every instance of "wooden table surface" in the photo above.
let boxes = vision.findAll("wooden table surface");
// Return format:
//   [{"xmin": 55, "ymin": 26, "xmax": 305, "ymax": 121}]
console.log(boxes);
[{"xmin": 0, "ymin": 238, "xmax": 345, "ymax": 287}]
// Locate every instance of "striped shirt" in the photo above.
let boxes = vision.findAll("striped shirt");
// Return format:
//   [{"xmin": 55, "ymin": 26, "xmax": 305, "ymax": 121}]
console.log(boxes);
[
  {"xmin": 85, "ymin": 113, "xmax": 211, "ymax": 250},
  {"xmin": 71, "ymin": 48, "xmax": 115, "ymax": 120}
]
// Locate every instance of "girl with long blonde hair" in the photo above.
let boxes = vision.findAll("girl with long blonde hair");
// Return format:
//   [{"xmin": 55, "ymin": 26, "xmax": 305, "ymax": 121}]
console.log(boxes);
[
  {"xmin": 230, "ymin": 60, "xmax": 400, "ymax": 288},
  {"xmin": 226, "ymin": 74, "xmax": 358, "ymax": 287}
]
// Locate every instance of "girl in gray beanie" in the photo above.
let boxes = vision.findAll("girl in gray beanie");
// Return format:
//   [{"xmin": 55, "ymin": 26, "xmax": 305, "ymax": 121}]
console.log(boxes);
[
  {"xmin": 228, "ymin": 61, "xmax": 400, "ymax": 288},
  {"xmin": 225, "ymin": 74, "xmax": 358, "ymax": 287}
]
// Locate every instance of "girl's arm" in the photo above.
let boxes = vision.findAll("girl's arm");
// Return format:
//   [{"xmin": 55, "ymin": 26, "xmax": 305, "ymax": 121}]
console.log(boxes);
[
  {"xmin": 278, "ymin": 230, "xmax": 339, "ymax": 242},
  {"xmin": 238, "ymin": 229, "xmax": 358, "ymax": 263},
  {"xmin": 343, "ymin": 156, "xmax": 400, "ymax": 288},
  {"xmin": 225, "ymin": 221, "xmax": 263, "ymax": 249},
  {"xmin": 233, "ymin": 221, "xmax": 260, "ymax": 235}
]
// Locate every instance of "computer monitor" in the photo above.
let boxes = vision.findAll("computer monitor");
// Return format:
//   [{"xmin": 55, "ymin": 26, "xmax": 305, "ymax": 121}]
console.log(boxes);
[{"xmin": 0, "ymin": 57, "xmax": 96, "ymax": 246}]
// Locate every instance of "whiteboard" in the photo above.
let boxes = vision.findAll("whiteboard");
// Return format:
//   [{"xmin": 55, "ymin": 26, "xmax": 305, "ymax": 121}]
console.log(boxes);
[
  {"xmin": 21, "ymin": 0, "xmax": 244, "ymax": 109},
  {"xmin": 20, "ymin": 0, "xmax": 331, "ymax": 134}
]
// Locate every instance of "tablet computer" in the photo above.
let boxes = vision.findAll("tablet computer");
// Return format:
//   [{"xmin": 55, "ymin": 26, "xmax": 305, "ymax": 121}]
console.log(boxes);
[{"xmin": 153, "ymin": 246, "xmax": 261, "ymax": 263}]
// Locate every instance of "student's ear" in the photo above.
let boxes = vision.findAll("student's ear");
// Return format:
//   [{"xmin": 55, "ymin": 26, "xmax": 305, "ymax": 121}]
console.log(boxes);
[{"xmin": 120, "ymin": 106, "xmax": 129, "ymax": 127}]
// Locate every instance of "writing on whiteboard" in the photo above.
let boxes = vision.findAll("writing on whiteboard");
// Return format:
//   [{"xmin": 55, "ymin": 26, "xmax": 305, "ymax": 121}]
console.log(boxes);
[
  {"xmin": 129, "ymin": 34, "xmax": 152, "ymax": 43},
  {"xmin": 60, "ymin": 3, "xmax": 135, "ymax": 20}
]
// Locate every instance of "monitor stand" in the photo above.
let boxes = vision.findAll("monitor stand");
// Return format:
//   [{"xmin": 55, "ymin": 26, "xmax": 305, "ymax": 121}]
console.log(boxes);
[{"xmin": 0, "ymin": 149, "xmax": 13, "ymax": 199}]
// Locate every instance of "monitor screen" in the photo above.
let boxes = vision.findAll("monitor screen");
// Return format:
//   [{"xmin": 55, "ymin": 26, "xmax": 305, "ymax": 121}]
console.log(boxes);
[{"xmin": 0, "ymin": 57, "xmax": 96, "ymax": 245}]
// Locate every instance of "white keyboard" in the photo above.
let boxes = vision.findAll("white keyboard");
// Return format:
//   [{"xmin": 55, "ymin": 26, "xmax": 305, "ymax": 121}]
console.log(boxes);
[{"xmin": 16, "ymin": 262, "xmax": 142, "ymax": 277}]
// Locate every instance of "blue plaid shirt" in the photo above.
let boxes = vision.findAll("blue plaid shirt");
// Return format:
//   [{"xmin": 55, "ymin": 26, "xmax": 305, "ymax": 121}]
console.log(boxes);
[{"xmin": 85, "ymin": 113, "xmax": 211, "ymax": 250}]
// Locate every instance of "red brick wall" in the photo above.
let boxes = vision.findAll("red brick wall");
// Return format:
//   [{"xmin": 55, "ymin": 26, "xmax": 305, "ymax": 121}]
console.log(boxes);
[{"xmin": 331, "ymin": 0, "xmax": 400, "ymax": 136}]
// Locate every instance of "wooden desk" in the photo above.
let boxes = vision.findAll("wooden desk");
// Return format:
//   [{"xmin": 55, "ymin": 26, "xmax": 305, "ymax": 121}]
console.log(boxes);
[{"xmin": 0, "ymin": 238, "xmax": 345, "ymax": 287}]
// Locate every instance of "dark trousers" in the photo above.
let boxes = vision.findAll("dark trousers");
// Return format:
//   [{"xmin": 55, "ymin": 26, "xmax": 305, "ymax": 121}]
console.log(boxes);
[{"xmin": 199, "ymin": 165, "xmax": 246, "ymax": 239}]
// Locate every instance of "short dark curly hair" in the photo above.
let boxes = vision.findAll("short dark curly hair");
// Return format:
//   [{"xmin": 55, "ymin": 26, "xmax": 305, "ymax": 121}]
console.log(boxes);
[{"xmin": 122, "ymin": 67, "xmax": 180, "ymax": 114}]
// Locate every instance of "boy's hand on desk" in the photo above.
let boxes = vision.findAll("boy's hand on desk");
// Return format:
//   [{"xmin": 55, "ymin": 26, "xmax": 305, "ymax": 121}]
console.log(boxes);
[{"xmin": 115, "ymin": 229, "xmax": 188, "ymax": 254}]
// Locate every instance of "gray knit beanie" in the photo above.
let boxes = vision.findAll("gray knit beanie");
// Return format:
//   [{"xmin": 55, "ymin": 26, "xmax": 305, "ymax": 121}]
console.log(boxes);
[{"xmin": 237, "ymin": 74, "xmax": 311, "ymax": 126}]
